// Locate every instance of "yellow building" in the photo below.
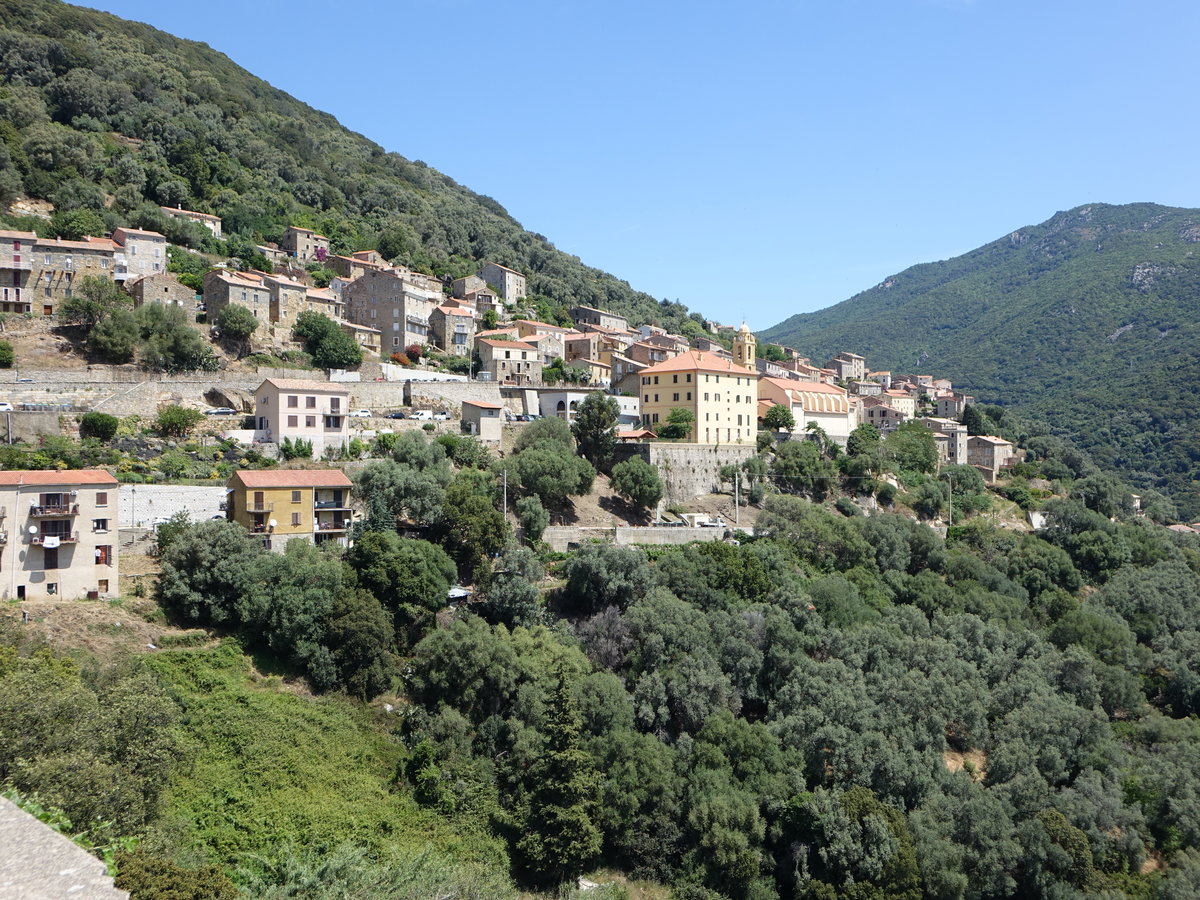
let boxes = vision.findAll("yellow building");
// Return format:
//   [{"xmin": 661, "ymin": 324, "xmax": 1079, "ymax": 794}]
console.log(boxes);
[
  {"xmin": 225, "ymin": 469, "xmax": 354, "ymax": 551},
  {"xmin": 732, "ymin": 321, "xmax": 756, "ymax": 371},
  {"xmin": 640, "ymin": 350, "xmax": 758, "ymax": 444}
]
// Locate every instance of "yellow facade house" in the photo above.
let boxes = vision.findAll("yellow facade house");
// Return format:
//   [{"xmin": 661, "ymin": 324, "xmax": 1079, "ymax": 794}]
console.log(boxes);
[
  {"xmin": 640, "ymin": 350, "xmax": 759, "ymax": 444},
  {"xmin": 225, "ymin": 469, "xmax": 354, "ymax": 551}
]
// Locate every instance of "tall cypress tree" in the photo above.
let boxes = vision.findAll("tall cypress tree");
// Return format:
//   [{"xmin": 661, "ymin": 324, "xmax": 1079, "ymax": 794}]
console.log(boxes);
[{"xmin": 516, "ymin": 670, "xmax": 602, "ymax": 889}]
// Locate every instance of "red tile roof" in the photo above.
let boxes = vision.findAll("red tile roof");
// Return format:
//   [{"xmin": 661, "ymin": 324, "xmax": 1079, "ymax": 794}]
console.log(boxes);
[
  {"xmin": 231, "ymin": 469, "xmax": 352, "ymax": 488},
  {"xmin": 463, "ymin": 400, "xmax": 503, "ymax": 409},
  {"xmin": 479, "ymin": 339, "xmax": 536, "ymax": 351},
  {"xmin": 640, "ymin": 350, "xmax": 757, "ymax": 376},
  {"xmin": 260, "ymin": 377, "xmax": 348, "ymax": 392},
  {"xmin": 0, "ymin": 469, "xmax": 118, "ymax": 486}
]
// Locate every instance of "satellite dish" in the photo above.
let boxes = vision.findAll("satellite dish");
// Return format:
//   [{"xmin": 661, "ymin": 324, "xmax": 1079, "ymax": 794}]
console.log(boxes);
[
  {"xmin": 268, "ymin": 519, "xmax": 277, "ymax": 529},
  {"xmin": 28, "ymin": 526, "xmax": 38, "ymax": 535}
]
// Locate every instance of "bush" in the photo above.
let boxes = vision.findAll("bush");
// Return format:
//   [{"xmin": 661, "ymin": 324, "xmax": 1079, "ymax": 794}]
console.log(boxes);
[
  {"xmin": 280, "ymin": 437, "xmax": 313, "ymax": 460},
  {"xmin": 79, "ymin": 411, "xmax": 118, "ymax": 441},
  {"xmin": 611, "ymin": 457, "xmax": 664, "ymax": 512},
  {"xmin": 0, "ymin": 339, "xmax": 13, "ymax": 368},
  {"xmin": 155, "ymin": 405, "xmax": 204, "ymax": 437},
  {"xmin": 517, "ymin": 495, "xmax": 549, "ymax": 544}
]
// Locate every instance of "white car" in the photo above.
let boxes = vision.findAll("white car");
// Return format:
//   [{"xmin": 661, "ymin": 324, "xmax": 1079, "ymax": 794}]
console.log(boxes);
[
  {"xmin": 0, "ymin": 402, "xmax": 12, "ymax": 412},
  {"xmin": 349, "ymin": 409, "xmax": 372, "ymax": 418},
  {"xmin": 408, "ymin": 410, "xmax": 433, "ymax": 421},
  {"xmin": 432, "ymin": 411, "xmax": 450, "ymax": 421}
]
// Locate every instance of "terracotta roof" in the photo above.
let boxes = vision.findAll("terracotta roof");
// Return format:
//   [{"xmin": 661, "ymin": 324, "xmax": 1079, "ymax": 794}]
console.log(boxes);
[
  {"xmin": 463, "ymin": 400, "xmax": 503, "ymax": 409},
  {"xmin": 34, "ymin": 237, "xmax": 115, "ymax": 251},
  {"xmin": 479, "ymin": 339, "xmax": 536, "ymax": 351},
  {"xmin": 970, "ymin": 434, "xmax": 1013, "ymax": 445},
  {"xmin": 617, "ymin": 429, "xmax": 656, "ymax": 439},
  {"xmin": 514, "ymin": 319, "xmax": 569, "ymax": 332},
  {"xmin": 112, "ymin": 227, "xmax": 165, "ymax": 240},
  {"xmin": 265, "ymin": 274, "xmax": 306, "ymax": 288},
  {"xmin": 0, "ymin": 229, "xmax": 36, "ymax": 241},
  {"xmin": 260, "ymin": 378, "xmax": 348, "ymax": 392},
  {"xmin": 160, "ymin": 206, "xmax": 220, "ymax": 221},
  {"xmin": 307, "ymin": 288, "xmax": 337, "ymax": 300},
  {"xmin": 0, "ymin": 469, "xmax": 117, "ymax": 486},
  {"xmin": 231, "ymin": 469, "xmax": 351, "ymax": 488},
  {"xmin": 640, "ymin": 350, "xmax": 757, "ymax": 376},
  {"xmin": 436, "ymin": 305, "xmax": 474, "ymax": 317},
  {"xmin": 763, "ymin": 376, "xmax": 844, "ymax": 395},
  {"xmin": 475, "ymin": 328, "xmax": 519, "ymax": 339}
]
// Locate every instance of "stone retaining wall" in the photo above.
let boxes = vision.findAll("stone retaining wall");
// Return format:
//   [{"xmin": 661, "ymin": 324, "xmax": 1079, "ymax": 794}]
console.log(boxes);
[{"xmin": 614, "ymin": 442, "xmax": 757, "ymax": 503}]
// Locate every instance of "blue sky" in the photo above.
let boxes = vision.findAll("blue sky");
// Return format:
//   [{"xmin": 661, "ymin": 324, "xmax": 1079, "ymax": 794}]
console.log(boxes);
[{"xmin": 85, "ymin": 0, "xmax": 1200, "ymax": 329}]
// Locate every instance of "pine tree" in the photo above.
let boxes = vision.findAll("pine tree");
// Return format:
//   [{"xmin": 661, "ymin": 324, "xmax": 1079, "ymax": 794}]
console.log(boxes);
[{"xmin": 516, "ymin": 670, "xmax": 601, "ymax": 889}]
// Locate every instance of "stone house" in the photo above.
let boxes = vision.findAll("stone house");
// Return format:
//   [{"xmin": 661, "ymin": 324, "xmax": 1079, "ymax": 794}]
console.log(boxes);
[
  {"xmin": 430, "ymin": 305, "xmax": 476, "ymax": 357},
  {"xmin": 640, "ymin": 350, "xmax": 758, "ymax": 444},
  {"xmin": 340, "ymin": 321, "xmax": 381, "ymax": 357},
  {"xmin": 0, "ymin": 470, "xmax": 119, "ymax": 600},
  {"xmin": 569, "ymin": 305, "xmax": 628, "ymax": 333},
  {"xmin": 967, "ymin": 435, "xmax": 1016, "ymax": 481},
  {"xmin": 936, "ymin": 391, "xmax": 976, "ymax": 420},
  {"xmin": 304, "ymin": 286, "xmax": 342, "ymax": 321},
  {"xmin": 478, "ymin": 262, "xmax": 526, "ymax": 303},
  {"xmin": 203, "ymin": 269, "xmax": 271, "ymax": 324},
  {"xmin": 111, "ymin": 227, "xmax": 167, "ymax": 281},
  {"xmin": 477, "ymin": 338, "xmax": 541, "ymax": 385},
  {"xmin": 264, "ymin": 273, "xmax": 309, "ymax": 331},
  {"xmin": 160, "ymin": 205, "xmax": 222, "ymax": 237},
  {"xmin": 128, "ymin": 273, "xmax": 194, "ymax": 308},
  {"xmin": 567, "ymin": 357, "xmax": 611, "ymax": 387},
  {"xmin": 328, "ymin": 254, "xmax": 385, "ymax": 280},
  {"xmin": 920, "ymin": 416, "xmax": 969, "ymax": 465},
  {"xmin": 629, "ymin": 340, "xmax": 672, "ymax": 367},
  {"xmin": 610, "ymin": 353, "xmax": 648, "ymax": 396},
  {"xmin": 28, "ymin": 236, "xmax": 117, "ymax": 317},
  {"xmin": 451, "ymin": 274, "xmax": 488, "ymax": 299},
  {"xmin": 226, "ymin": 469, "xmax": 353, "ymax": 551},
  {"xmin": 281, "ymin": 226, "xmax": 330, "ymax": 263},
  {"xmin": 827, "ymin": 351, "xmax": 866, "ymax": 382},
  {"xmin": 343, "ymin": 268, "xmax": 439, "ymax": 354},
  {"xmin": 861, "ymin": 397, "xmax": 909, "ymax": 434},
  {"xmin": 0, "ymin": 229, "xmax": 38, "ymax": 313}
]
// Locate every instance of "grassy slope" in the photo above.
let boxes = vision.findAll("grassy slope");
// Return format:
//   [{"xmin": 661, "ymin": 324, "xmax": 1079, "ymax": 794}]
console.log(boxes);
[
  {"xmin": 142, "ymin": 640, "xmax": 506, "ymax": 870},
  {"xmin": 762, "ymin": 202, "xmax": 1200, "ymax": 516}
]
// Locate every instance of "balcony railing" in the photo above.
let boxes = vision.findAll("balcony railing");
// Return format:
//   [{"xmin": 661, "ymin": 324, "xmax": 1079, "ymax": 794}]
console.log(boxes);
[
  {"xmin": 29, "ymin": 504, "xmax": 78, "ymax": 517},
  {"xmin": 314, "ymin": 499, "xmax": 351, "ymax": 510},
  {"xmin": 31, "ymin": 531, "xmax": 78, "ymax": 545},
  {"xmin": 246, "ymin": 502, "xmax": 274, "ymax": 512},
  {"xmin": 7, "ymin": 258, "xmax": 31, "ymax": 271},
  {"xmin": 316, "ymin": 520, "xmax": 349, "ymax": 531}
]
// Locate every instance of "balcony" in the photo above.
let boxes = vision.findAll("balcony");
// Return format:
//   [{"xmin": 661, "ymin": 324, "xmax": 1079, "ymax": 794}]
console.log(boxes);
[
  {"xmin": 245, "ymin": 501, "xmax": 274, "ymax": 513},
  {"xmin": 6, "ymin": 258, "xmax": 31, "ymax": 271},
  {"xmin": 31, "ymin": 532, "xmax": 78, "ymax": 545},
  {"xmin": 29, "ymin": 504, "xmax": 78, "ymax": 518},
  {"xmin": 316, "ymin": 520, "xmax": 350, "ymax": 532},
  {"xmin": 314, "ymin": 499, "xmax": 351, "ymax": 510}
]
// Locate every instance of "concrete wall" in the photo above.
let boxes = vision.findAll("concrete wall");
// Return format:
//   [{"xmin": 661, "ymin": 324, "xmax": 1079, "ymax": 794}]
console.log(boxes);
[
  {"xmin": 404, "ymin": 380, "xmax": 501, "ymax": 410},
  {"xmin": 541, "ymin": 524, "xmax": 738, "ymax": 552},
  {"xmin": 2, "ymin": 411, "xmax": 63, "ymax": 442},
  {"xmin": 615, "ymin": 442, "xmax": 757, "ymax": 504},
  {"xmin": 118, "ymin": 484, "xmax": 226, "ymax": 528}
]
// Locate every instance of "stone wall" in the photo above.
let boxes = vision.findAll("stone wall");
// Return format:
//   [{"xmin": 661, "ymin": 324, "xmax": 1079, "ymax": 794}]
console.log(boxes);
[
  {"xmin": 404, "ymin": 380, "xmax": 502, "ymax": 410},
  {"xmin": 1, "ymin": 411, "xmax": 63, "ymax": 442},
  {"xmin": 614, "ymin": 442, "xmax": 757, "ymax": 504},
  {"xmin": 541, "ymin": 524, "xmax": 739, "ymax": 552}
]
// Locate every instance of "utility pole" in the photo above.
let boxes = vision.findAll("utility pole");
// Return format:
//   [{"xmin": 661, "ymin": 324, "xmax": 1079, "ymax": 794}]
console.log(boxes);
[{"xmin": 502, "ymin": 467, "xmax": 508, "ymax": 518}]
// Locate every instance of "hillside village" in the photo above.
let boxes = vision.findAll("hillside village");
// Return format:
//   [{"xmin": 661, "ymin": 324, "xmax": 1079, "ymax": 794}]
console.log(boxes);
[{"xmin": 0, "ymin": 210, "xmax": 1122, "ymax": 603}]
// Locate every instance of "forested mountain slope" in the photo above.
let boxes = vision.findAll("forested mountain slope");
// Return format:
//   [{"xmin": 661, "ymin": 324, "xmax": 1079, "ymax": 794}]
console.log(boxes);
[
  {"xmin": 763, "ymin": 203, "xmax": 1200, "ymax": 517},
  {"xmin": 0, "ymin": 0, "xmax": 702, "ymax": 332}
]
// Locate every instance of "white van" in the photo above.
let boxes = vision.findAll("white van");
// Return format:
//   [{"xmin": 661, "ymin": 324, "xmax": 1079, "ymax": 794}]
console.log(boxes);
[{"xmin": 409, "ymin": 410, "xmax": 433, "ymax": 421}]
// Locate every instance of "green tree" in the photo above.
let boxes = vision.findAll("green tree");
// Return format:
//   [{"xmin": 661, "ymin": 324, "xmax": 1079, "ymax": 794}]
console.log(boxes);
[
  {"xmin": 772, "ymin": 439, "xmax": 835, "ymax": 501},
  {"xmin": 78, "ymin": 411, "xmax": 118, "ymax": 441},
  {"xmin": 960, "ymin": 403, "xmax": 986, "ymax": 436},
  {"xmin": 48, "ymin": 207, "xmax": 104, "ymax": 240},
  {"xmin": 611, "ymin": 457, "xmax": 663, "ymax": 514},
  {"xmin": 347, "ymin": 532, "xmax": 456, "ymax": 644},
  {"xmin": 571, "ymin": 392, "xmax": 620, "ymax": 470},
  {"xmin": 437, "ymin": 468, "xmax": 510, "ymax": 579},
  {"xmin": 885, "ymin": 421, "xmax": 939, "ymax": 474},
  {"xmin": 215, "ymin": 303, "xmax": 258, "ymax": 357},
  {"xmin": 657, "ymin": 407, "xmax": 695, "ymax": 440},
  {"xmin": 516, "ymin": 495, "xmax": 549, "ymax": 544},
  {"xmin": 515, "ymin": 670, "xmax": 602, "ymax": 888},
  {"xmin": 762, "ymin": 404, "xmax": 795, "ymax": 432},
  {"xmin": 155, "ymin": 405, "xmax": 204, "ymax": 437},
  {"xmin": 155, "ymin": 520, "xmax": 264, "ymax": 624},
  {"xmin": 294, "ymin": 310, "xmax": 362, "ymax": 369},
  {"xmin": 0, "ymin": 340, "xmax": 12, "ymax": 368},
  {"xmin": 58, "ymin": 275, "xmax": 130, "ymax": 328},
  {"xmin": 514, "ymin": 448, "xmax": 595, "ymax": 508},
  {"xmin": 514, "ymin": 415, "xmax": 575, "ymax": 454},
  {"xmin": 114, "ymin": 850, "xmax": 238, "ymax": 900},
  {"xmin": 88, "ymin": 308, "xmax": 138, "ymax": 362}
]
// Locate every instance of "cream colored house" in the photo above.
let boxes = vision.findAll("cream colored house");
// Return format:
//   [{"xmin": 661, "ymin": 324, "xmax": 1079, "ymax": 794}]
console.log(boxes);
[
  {"xmin": 640, "ymin": 350, "xmax": 758, "ymax": 444},
  {"xmin": 160, "ymin": 205, "xmax": 222, "ymax": 237},
  {"xmin": 478, "ymin": 338, "xmax": 542, "ymax": 385},
  {"xmin": 0, "ymin": 470, "xmax": 119, "ymax": 600},
  {"xmin": 920, "ymin": 417, "xmax": 969, "ymax": 465},
  {"xmin": 461, "ymin": 400, "xmax": 504, "ymax": 443},
  {"xmin": 253, "ymin": 378, "xmax": 350, "ymax": 453},
  {"xmin": 111, "ymin": 227, "xmax": 167, "ymax": 281},
  {"xmin": 759, "ymin": 377, "xmax": 858, "ymax": 446}
]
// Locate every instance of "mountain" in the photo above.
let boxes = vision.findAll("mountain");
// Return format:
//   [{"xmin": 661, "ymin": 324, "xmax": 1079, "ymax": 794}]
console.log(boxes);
[
  {"xmin": 0, "ymin": 0, "xmax": 702, "ymax": 333},
  {"xmin": 762, "ymin": 202, "xmax": 1200, "ymax": 518}
]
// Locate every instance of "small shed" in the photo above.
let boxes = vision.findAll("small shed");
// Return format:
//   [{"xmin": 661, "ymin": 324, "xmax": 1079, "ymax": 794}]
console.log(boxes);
[{"xmin": 462, "ymin": 400, "xmax": 504, "ymax": 442}]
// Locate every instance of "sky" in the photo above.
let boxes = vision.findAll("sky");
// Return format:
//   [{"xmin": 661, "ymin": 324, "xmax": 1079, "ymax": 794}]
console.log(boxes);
[{"xmin": 81, "ymin": 0, "xmax": 1200, "ymax": 329}]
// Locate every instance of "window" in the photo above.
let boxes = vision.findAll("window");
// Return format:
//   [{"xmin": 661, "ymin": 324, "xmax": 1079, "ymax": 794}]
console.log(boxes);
[
  {"xmin": 95, "ymin": 492, "xmax": 108, "ymax": 507},
  {"xmin": 653, "ymin": 376, "xmax": 659, "ymax": 385},
  {"xmin": 687, "ymin": 392, "xmax": 692, "ymax": 400},
  {"xmin": 287, "ymin": 395, "xmax": 298, "ymax": 408},
  {"xmin": 673, "ymin": 393, "xmax": 679, "ymax": 401},
  {"xmin": 291, "ymin": 512, "xmax": 301, "ymax": 526},
  {"xmin": 686, "ymin": 374, "xmax": 692, "ymax": 382},
  {"xmin": 96, "ymin": 545, "xmax": 112, "ymax": 566},
  {"xmin": 673, "ymin": 375, "xmax": 678, "ymax": 383},
  {"xmin": 93, "ymin": 518, "xmax": 108, "ymax": 532},
  {"xmin": 704, "ymin": 393, "xmax": 709, "ymax": 401},
  {"xmin": 643, "ymin": 394, "xmax": 649, "ymax": 403},
  {"xmin": 98, "ymin": 579, "xmax": 109, "ymax": 593},
  {"xmin": 291, "ymin": 490, "xmax": 301, "ymax": 503},
  {"xmin": 306, "ymin": 396, "xmax": 316, "ymax": 408},
  {"xmin": 287, "ymin": 415, "xmax": 298, "ymax": 427},
  {"xmin": 305, "ymin": 416, "xmax": 315, "ymax": 428},
  {"xmin": 654, "ymin": 394, "xmax": 659, "ymax": 402}
]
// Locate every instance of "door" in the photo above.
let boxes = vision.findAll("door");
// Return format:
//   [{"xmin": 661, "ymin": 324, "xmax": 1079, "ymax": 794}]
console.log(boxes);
[{"xmin": 253, "ymin": 491, "xmax": 264, "ymax": 511}]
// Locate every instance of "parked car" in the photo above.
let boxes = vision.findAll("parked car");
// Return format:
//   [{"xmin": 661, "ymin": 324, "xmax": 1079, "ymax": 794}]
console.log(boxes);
[
  {"xmin": 512, "ymin": 414, "xmax": 531, "ymax": 422},
  {"xmin": 0, "ymin": 402, "xmax": 12, "ymax": 412},
  {"xmin": 15, "ymin": 377, "xmax": 33, "ymax": 383},
  {"xmin": 409, "ymin": 410, "xmax": 433, "ymax": 421},
  {"xmin": 204, "ymin": 407, "xmax": 238, "ymax": 416},
  {"xmin": 384, "ymin": 411, "xmax": 406, "ymax": 419},
  {"xmin": 349, "ymin": 409, "xmax": 372, "ymax": 418},
  {"xmin": 699, "ymin": 517, "xmax": 727, "ymax": 528},
  {"xmin": 432, "ymin": 411, "xmax": 450, "ymax": 421}
]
